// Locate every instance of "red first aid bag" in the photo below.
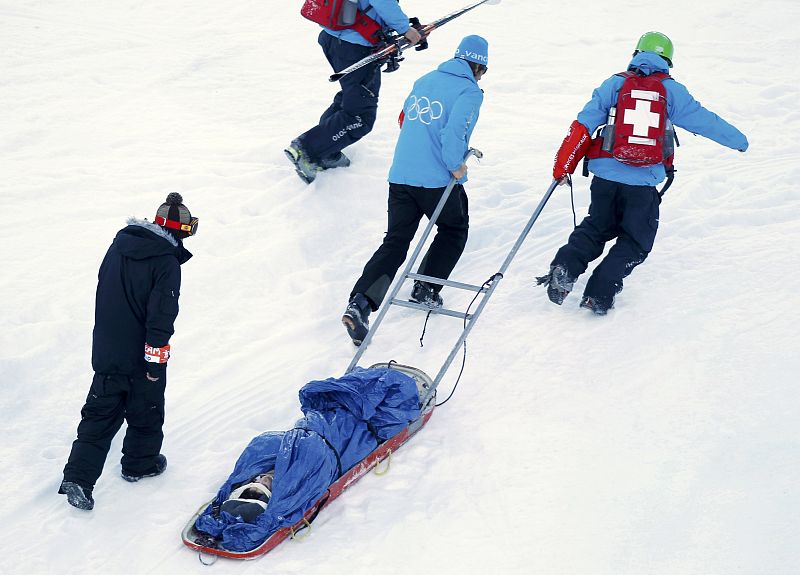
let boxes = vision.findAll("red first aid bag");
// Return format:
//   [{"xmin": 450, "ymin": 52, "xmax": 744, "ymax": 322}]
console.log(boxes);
[
  {"xmin": 609, "ymin": 71, "xmax": 670, "ymax": 166},
  {"xmin": 300, "ymin": 0, "xmax": 383, "ymax": 45}
]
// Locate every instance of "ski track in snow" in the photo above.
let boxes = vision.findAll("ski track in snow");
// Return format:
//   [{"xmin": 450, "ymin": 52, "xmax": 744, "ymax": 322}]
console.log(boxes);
[{"xmin": 1, "ymin": 1, "xmax": 799, "ymax": 574}]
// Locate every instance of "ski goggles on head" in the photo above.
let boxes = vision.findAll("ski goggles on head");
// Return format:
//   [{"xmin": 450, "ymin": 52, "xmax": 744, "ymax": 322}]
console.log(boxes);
[{"xmin": 155, "ymin": 215, "xmax": 199, "ymax": 236}]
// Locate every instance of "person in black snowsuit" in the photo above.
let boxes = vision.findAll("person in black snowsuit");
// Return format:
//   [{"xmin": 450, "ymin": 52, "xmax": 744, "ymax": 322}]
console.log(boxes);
[
  {"xmin": 59, "ymin": 193, "xmax": 197, "ymax": 510},
  {"xmin": 284, "ymin": 0, "xmax": 423, "ymax": 183}
]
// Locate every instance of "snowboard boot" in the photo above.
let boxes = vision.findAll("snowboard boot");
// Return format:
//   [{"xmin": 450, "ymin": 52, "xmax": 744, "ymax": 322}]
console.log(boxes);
[
  {"xmin": 319, "ymin": 152, "xmax": 351, "ymax": 170},
  {"xmin": 59, "ymin": 481, "xmax": 94, "ymax": 511},
  {"xmin": 410, "ymin": 281, "xmax": 444, "ymax": 309},
  {"xmin": 284, "ymin": 139, "xmax": 322, "ymax": 184},
  {"xmin": 536, "ymin": 264, "xmax": 575, "ymax": 305},
  {"xmin": 121, "ymin": 454, "xmax": 168, "ymax": 483},
  {"xmin": 579, "ymin": 295, "xmax": 611, "ymax": 316},
  {"xmin": 342, "ymin": 293, "xmax": 371, "ymax": 346}
]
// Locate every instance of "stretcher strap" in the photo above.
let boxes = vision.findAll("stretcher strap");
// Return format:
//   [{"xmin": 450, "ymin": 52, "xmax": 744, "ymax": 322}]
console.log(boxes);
[
  {"xmin": 291, "ymin": 427, "xmax": 343, "ymax": 478},
  {"xmin": 290, "ymin": 518, "xmax": 313, "ymax": 541},
  {"xmin": 373, "ymin": 449, "xmax": 392, "ymax": 476}
]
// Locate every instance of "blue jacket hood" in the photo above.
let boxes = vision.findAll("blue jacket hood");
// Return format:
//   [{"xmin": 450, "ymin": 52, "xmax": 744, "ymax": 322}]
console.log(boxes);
[
  {"xmin": 436, "ymin": 58, "xmax": 479, "ymax": 83},
  {"xmin": 627, "ymin": 51, "xmax": 671, "ymax": 76},
  {"xmin": 388, "ymin": 57, "xmax": 484, "ymax": 187}
]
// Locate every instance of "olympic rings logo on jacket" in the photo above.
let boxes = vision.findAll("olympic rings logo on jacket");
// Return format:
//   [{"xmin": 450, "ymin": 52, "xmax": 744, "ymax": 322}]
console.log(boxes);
[{"xmin": 405, "ymin": 95, "xmax": 444, "ymax": 125}]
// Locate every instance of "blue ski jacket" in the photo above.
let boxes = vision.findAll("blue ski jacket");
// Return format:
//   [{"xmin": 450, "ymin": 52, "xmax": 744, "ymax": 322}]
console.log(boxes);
[
  {"xmin": 322, "ymin": 0, "xmax": 410, "ymax": 46},
  {"xmin": 578, "ymin": 52, "xmax": 749, "ymax": 186},
  {"xmin": 389, "ymin": 58, "xmax": 484, "ymax": 188},
  {"xmin": 92, "ymin": 219, "xmax": 191, "ymax": 375},
  {"xmin": 194, "ymin": 368, "xmax": 421, "ymax": 552}
]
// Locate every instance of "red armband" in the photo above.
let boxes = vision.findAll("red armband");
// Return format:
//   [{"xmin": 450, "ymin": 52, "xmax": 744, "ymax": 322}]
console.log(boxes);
[
  {"xmin": 144, "ymin": 343, "xmax": 171, "ymax": 364},
  {"xmin": 398, "ymin": 109, "xmax": 405, "ymax": 128},
  {"xmin": 553, "ymin": 120, "xmax": 590, "ymax": 180}
]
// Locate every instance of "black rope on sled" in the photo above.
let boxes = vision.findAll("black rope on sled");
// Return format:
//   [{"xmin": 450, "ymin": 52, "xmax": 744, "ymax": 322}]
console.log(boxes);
[
  {"xmin": 295, "ymin": 491, "xmax": 331, "ymax": 532},
  {"xmin": 567, "ymin": 174, "xmax": 578, "ymax": 228},
  {"xmin": 418, "ymin": 310, "xmax": 433, "ymax": 347},
  {"xmin": 435, "ymin": 274, "xmax": 500, "ymax": 407}
]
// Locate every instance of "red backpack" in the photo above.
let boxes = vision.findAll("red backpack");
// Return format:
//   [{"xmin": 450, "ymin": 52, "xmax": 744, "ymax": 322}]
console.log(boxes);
[
  {"xmin": 588, "ymin": 71, "xmax": 674, "ymax": 167},
  {"xmin": 300, "ymin": 0, "xmax": 383, "ymax": 45}
]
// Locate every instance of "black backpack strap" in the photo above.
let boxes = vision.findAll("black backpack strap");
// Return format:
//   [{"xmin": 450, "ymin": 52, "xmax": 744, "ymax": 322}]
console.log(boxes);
[{"xmin": 658, "ymin": 165, "xmax": 676, "ymax": 197}]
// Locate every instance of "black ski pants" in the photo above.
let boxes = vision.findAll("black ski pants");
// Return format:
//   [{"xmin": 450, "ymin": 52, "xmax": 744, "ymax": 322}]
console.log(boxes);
[
  {"xmin": 551, "ymin": 176, "xmax": 660, "ymax": 308},
  {"xmin": 62, "ymin": 372, "xmax": 166, "ymax": 489},
  {"xmin": 298, "ymin": 31, "xmax": 381, "ymax": 161},
  {"xmin": 351, "ymin": 183, "xmax": 469, "ymax": 310}
]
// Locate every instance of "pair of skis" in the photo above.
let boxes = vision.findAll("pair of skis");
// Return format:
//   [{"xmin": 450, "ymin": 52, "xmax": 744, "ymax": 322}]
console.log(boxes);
[{"xmin": 329, "ymin": 0, "xmax": 501, "ymax": 82}]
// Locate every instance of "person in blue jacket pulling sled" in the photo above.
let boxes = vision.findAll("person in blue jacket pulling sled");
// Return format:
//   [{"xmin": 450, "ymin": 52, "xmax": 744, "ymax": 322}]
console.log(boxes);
[
  {"xmin": 538, "ymin": 31, "xmax": 749, "ymax": 315},
  {"xmin": 342, "ymin": 35, "xmax": 488, "ymax": 346}
]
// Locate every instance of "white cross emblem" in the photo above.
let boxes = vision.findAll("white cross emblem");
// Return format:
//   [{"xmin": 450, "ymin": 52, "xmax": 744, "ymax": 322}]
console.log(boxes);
[{"xmin": 623, "ymin": 92, "xmax": 660, "ymax": 137}]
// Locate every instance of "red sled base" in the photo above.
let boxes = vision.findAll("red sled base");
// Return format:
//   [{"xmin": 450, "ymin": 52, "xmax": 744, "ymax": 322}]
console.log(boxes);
[{"xmin": 181, "ymin": 362, "xmax": 435, "ymax": 561}]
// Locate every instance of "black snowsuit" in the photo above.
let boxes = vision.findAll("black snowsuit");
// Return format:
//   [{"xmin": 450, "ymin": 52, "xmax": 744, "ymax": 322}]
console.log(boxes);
[
  {"xmin": 552, "ymin": 177, "xmax": 660, "ymax": 309},
  {"xmin": 62, "ymin": 220, "xmax": 191, "ymax": 490},
  {"xmin": 296, "ymin": 31, "xmax": 383, "ymax": 163}
]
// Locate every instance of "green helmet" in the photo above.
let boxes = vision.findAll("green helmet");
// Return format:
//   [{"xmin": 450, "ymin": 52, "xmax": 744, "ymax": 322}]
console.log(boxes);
[{"xmin": 635, "ymin": 31, "xmax": 674, "ymax": 67}]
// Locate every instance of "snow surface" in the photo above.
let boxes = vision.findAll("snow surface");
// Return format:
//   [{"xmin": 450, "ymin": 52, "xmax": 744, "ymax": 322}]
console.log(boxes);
[{"xmin": 1, "ymin": 0, "xmax": 799, "ymax": 573}]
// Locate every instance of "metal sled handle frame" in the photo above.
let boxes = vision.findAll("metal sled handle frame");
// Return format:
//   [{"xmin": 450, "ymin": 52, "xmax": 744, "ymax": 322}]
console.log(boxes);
[
  {"xmin": 418, "ymin": 179, "xmax": 559, "ymax": 407},
  {"xmin": 346, "ymin": 148, "xmax": 483, "ymax": 374}
]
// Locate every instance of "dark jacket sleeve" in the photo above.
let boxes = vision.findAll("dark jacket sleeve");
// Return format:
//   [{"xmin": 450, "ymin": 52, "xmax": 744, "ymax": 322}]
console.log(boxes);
[{"xmin": 145, "ymin": 257, "xmax": 181, "ymax": 348}]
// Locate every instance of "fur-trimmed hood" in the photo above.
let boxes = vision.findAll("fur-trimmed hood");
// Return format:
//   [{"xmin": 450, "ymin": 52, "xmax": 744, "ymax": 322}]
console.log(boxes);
[
  {"xmin": 112, "ymin": 217, "xmax": 192, "ymax": 264},
  {"xmin": 126, "ymin": 217, "xmax": 178, "ymax": 246}
]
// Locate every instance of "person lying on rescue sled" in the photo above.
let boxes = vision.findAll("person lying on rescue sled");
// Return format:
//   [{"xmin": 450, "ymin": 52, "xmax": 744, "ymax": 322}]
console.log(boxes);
[
  {"xmin": 194, "ymin": 368, "xmax": 420, "ymax": 552},
  {"xmin": 537, "ymin": 31, "xmax": 748, "ymax": 315},
  {"xmin": 218, "ymin": 472, "xmax": 275, "ymax": 523}
]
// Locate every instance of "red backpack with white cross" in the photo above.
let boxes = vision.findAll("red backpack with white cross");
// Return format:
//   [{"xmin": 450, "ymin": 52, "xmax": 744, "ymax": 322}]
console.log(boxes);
[
  {"xmin": 588, "ymin": 71, "xmax": 673, "ymax": 167},
  {"xmin": 300, "ymin": 0, "xmax": 383, "ymax": 45}
]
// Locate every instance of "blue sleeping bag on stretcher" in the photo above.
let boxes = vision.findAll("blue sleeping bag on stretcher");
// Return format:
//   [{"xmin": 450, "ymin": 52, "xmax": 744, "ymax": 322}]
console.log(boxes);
[{"xmin": 194, "ymin": 368, "xmax": 421, "ymax": 552}]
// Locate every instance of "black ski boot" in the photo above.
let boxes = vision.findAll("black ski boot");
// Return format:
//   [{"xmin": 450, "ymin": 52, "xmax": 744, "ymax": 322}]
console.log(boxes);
[
  {"xmin": 342, "ymin": 293, "xmax": 371, "ymax": 346},
  {"xmin": 121, "ymin": 454, "xmax": 168, "ymax": 483},
  {"xmin": 59, "ymin": 481, "xmax": 94, "ymax": 511},
  {"xmin": 410, "ymin": 281, "xmax": 443, "ymax": 308},
  {"xmin": 579, "ymin": 295, "xmax": 611, "ymax": 316},
  {"xmin": 536, "ymin": 264, "xmax": 575, "ymax": 305},
  {"xmin": 319, "ymin": 152, "xmax": 351, "ymax": 170}
]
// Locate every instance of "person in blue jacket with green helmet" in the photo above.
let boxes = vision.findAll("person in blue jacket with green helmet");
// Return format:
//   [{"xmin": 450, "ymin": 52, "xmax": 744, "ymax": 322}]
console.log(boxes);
[
  {"xmin": 285, "ymin": 0, "xmax": 423, "ymax": 184},
  {"xmin": 538, "ymin": 31, "xmax": 748, "ymax": 315},
  {"xmin": 342, "ymin": 35, "xmax": 487, "ymax": 346}
]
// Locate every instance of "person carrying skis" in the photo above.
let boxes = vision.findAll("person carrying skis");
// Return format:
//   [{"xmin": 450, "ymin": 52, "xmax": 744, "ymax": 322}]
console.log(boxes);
[
  {"xmin": 537, "ymin": 31, "xmax": 748, "ymax": 315},
  {"xmin": 342, "ymin": 35, "xmax": 488, "ymax": 345},
  {"xmin": 285, "ymin": 0, "xmax": 423, "ymax": 184},
  {"xmin": 59, "ymin": 193, "xmax": 196, "ymax": 510}
]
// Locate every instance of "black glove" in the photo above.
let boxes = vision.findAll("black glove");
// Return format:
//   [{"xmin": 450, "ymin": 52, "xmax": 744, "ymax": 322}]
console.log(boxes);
[{"xmin": 409, "ymin": 17, "xmax": 428, "ymax": 51}]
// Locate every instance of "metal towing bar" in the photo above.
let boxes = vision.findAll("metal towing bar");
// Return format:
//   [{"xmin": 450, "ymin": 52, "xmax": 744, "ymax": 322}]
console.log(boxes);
[{"xmin": 347, "ymin": 150, "xmax": 559, "ymax": 407}]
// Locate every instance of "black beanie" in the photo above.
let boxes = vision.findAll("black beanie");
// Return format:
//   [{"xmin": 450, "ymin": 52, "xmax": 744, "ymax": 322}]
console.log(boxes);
[{"xmin": 155, "ymin": 193, "xmax": 193, "ymax": 238}]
